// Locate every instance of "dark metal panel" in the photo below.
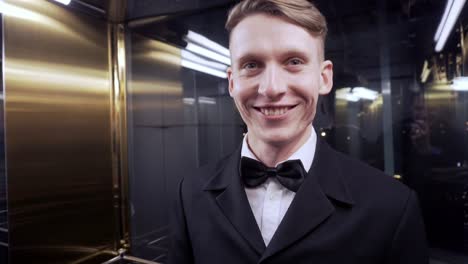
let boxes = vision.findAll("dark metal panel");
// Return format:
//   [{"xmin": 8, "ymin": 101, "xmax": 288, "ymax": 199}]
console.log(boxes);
[
  {"xmin": 127, "ymin": 25, "xmax": 244, "ymax": 260},
  {"xmin": 4, "ymin": 0, "xmax": 117, "ymax": 263},
  {"xmin": 0, "ymin": 13, "xmax": 8, "ymax": 264},
  {"xmin": 129, "ymin": 34, "xmax": 183, "ymax": 127},
  {"xmin": 378, "ymin": 0, "xmax": 395, "ymax": 176},
  {"xmin": 127, "ymin": 33, "xmax": 184, "ymax": 262},
  {"xmin": 127, "ymin": 0, "xmax": 235, "ymax": 22},
  {"xmin": 107, "ymin": 0, "xmax": 127, "ymax": 23}
]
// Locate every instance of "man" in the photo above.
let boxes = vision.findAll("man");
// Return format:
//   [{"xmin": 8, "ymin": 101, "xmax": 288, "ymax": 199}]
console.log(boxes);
[{"xmin": 168, "ymin": 0, "xmax": 428, "ymax": 263}]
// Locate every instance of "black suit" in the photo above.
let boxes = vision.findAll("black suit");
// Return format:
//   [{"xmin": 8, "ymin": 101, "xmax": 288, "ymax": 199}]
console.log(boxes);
[{"xmin": 167, "ymin": 139, "xmax": 428, "ymax": 263}]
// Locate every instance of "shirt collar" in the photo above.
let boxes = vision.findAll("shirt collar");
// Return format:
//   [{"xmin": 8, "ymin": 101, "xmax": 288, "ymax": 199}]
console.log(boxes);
[{"xmin": 241, "ymin": 126, "xmax": 317, "ymax": 172}]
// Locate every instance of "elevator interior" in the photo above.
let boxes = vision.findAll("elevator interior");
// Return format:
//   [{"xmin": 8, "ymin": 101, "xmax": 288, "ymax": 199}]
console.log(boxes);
[{"xmin": 0, "ymin": 0, "xmax": 468, "ymax": 263}]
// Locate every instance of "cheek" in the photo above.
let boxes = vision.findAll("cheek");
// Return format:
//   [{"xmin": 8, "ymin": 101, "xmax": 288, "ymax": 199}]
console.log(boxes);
[
  {"xmin": 291, "ymin": 77, "xmax": 320, "ymax": 103},
  {"xmin": 231, "ymin": 91, "xmax": 251, "ymax": 115},
  {"xmin": 233, "ymin": 81, "xmax": 257, "ymax": 104}
]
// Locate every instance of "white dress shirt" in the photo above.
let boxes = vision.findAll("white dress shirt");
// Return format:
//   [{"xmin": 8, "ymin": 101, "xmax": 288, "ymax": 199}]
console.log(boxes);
[{"xmin": 241, "ymin": 127, "xmax": 317, "ymax": 246}]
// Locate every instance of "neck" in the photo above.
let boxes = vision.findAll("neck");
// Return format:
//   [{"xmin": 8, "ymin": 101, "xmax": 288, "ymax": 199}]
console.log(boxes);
[{"xmin": 247, "ymin": 126, "xmax": 312, "ymax": 167}]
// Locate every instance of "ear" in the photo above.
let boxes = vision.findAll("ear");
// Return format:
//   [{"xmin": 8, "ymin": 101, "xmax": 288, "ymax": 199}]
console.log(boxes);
[
  {"xmin": 227, "ymin": 67, "xmax": 234, "ymax": 97},
  {"xmin": 319, "ymin": 60, "xmax": 333, "ymax": 95}
]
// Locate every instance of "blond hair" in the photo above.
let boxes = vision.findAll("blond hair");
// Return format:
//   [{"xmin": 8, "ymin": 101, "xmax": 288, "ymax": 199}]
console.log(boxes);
[{"xmin": 226, "ymin": 0, "xmax": 328, "ymax": 47}]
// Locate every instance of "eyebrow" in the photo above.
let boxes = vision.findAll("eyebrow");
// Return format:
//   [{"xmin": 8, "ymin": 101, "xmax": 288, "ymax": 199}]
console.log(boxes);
[
  {"xmin": 234, "ymin": 49, "xmax": 312, "ymax": 67},
  {"xmin": 279, "ymin": 50, "xmax": 311, "ymax": 61},
  {"xmin": 235, "ymin": 53, "xmax": 265, "ymax": 67}
]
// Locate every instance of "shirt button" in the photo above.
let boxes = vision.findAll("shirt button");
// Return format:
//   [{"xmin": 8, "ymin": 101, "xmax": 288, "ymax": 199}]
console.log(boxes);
[{"xmin": 270, "ymin": 194, "xmax": 275, "ymax": 200}]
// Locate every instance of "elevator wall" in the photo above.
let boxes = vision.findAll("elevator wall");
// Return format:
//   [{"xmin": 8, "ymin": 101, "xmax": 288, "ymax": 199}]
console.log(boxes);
[
  {"xmin": 126, "ymin": 29, "xmax": 244, "ymax": 261},
  {"xmin": 4, "ymin": 0, "xmax": 116, "ymax": 263}
]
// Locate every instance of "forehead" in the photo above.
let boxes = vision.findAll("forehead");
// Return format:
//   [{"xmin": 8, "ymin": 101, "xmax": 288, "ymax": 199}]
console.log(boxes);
[{"xmin": 229, "ymin": 14, "xmax": 321, "ymax": 61}]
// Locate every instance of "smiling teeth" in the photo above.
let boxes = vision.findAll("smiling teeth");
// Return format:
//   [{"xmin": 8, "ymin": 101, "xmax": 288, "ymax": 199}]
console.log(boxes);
[{"xmin": 260, "ymin": 107, "xmax": 289, "ymax": 116}]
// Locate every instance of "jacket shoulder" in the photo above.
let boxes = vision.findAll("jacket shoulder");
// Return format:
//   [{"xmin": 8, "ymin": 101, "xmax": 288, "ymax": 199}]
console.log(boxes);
[{"xmin": 331, "ymin": 148, "xmax": 414, "ymax": 209}]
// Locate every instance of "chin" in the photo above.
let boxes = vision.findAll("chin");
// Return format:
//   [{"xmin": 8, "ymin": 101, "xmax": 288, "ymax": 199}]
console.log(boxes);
[{"xmin": 259, "ymin": 129, "xmax": 298, "ymax": 146}]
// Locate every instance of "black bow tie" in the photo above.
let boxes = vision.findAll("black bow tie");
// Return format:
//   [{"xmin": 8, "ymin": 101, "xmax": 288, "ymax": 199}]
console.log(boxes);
[{"xmin": 240, "ymin": 157, "xmax": 306, "ymax": 192}]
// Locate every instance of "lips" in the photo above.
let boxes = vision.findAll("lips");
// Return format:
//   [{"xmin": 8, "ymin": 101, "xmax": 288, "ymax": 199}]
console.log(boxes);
[{"xmin": 254, "ymin": 105, "xmax": 296, "ymax": 116}]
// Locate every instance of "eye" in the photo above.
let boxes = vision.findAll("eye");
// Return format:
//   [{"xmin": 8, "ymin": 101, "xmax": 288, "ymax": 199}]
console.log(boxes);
[
  {"xmin": 287, "ymin": 58, "xmax": 304, "ymax": 66},
  {"xmin": 242, "ymin": 62, "xmax": 258, "ymax": 70}
]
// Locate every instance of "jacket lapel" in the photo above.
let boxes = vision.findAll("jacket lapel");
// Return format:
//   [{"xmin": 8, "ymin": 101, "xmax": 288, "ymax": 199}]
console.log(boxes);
[
  {"xmin": 203, "ymin": 146, "xmax": 266, "ymax": 255},
  {"xmin": 259, "ymin": 139, "xmax": 355, "ymax": 262}
]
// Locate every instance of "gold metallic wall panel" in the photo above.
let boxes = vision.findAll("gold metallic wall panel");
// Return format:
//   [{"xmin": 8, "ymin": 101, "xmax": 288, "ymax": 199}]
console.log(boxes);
[
  {"xmin": 109, "ymin": 23, "xmax": 130, "ymax": 250},
  {"xmin": 4, "ymin": 0, "xmax": 116, "ymax": 263}
]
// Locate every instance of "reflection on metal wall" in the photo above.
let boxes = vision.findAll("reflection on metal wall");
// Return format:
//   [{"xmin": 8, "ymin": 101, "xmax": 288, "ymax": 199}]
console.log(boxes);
[
  {"xmin": 333, "ymin": 96, "xmax": 384, "ymax": 170},
  {"xmin": 0, "ymin": 13, "xmax": 8, "ymax": 264},
  {"xmin": 4, "ymin": 0, "xmax": 116, "ymax": 263},
  {"xmin": 127, "ymin": 25, "xmax": 244, "ymax": 261},
  {"xmin": 127, "ymin": 33, "xmax": 184, "ymax": 262}
]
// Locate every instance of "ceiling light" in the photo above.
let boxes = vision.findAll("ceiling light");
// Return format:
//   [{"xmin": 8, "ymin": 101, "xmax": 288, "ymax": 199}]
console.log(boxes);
[
  {"xmin": 336, "ymin": 87, "xmax": 359, "ymax": 102},
  {"xmin": 181, "ymin": 59, "xmax": 228, "ymax": 79},
  {"xmin": 434, "ymin": 0, "xmax": 454, "ymax": 41},
  {"xmin": 186, "ymin": 43, "xmax": 231, "ymax": 65},
  {"xmin": 198, "ymin": 96, "xmax": 216, "ymax": 105},
  {"xmin": 186, "ymin": 31, "xmax": 230, "ymax": 57},
  {"xmin": 181, "ymin": 50, "xmax": 228, "ymax": 71},
  {"xmin": 336, "ymin": 87, "xmax": 379, "ymax": 102},
  {"xmin": 336, "ymin": 92, "xmax": 360, "ymax": 102},
  {"xmin": 183, "ymin": 98, "xmax": 195, "ymax": 105},
  {"xmin": 452, "ymin": 76, "xmax": 468, "ymax": 91},
  {"xmin": 434, "ymin": 0, "xmax": 466, "ymax": 52},
  {"xmin": 54, "ymin": 0, "xmax": 71, "ymax": 5},
  {"xmin": 352, "ymin": 87, "xmax": 379, "ymax": 100},
  {"xmin": 336, "ymin": 87, "xmax": 352, "ymax": 93}
]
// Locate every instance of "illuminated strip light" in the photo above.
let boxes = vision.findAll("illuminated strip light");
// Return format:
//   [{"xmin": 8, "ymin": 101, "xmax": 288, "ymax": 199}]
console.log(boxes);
[
  {"xmin": 181, "ymin": 59, "xmax": 228, "ymax": 79},
  {"xmin": 434, "ymin": 0, "xmax": 467, "ymax": 52},
  {"xmin": 183, "ymin": 98, "xmax": 195, "ymax": 105},
  {"xmin": 183, "ymin": 97, "xmax": 216, "ymax": 105},
  {"xmin": 198, "ymin": 96, "xmax": 216, "ymax": 105},
  {"xmin": 54, "ymin": 0, "xmax": 71, "ymax": 5},
  {"xmin": 181, "ymin": 50, "xmax": 228, "ymax": 71},
  {"xmin": 336, "ymin": 92, "xmax": 360, "ymax": 102},
  {"xmin": 186, "ymin": 43, "xmax": 231, "ymax": 65},
  {"xmin": 352, "ymin": 87, "xmax": 379, "ymax": 100},
  {"xmin": 336, "ymin": 87, "xmax": 380, "ymax": 102},
  {"xmin": 434, "ymin": 0, "xmax": 455, "ymax": 41},
  {"xmin": 336, "ymin": 88, "xmax": 360, "ymax": 102},
  {"xmin": 420, "ymin": 60, "xmax": 431, "ymax": 83},
  {"xmin": 186, "ymin": 31, "xmax": 230, "ymax": 57},
  {"xmin": 452, "ymin": 76, "xmax": 468, "ymax": 91}
]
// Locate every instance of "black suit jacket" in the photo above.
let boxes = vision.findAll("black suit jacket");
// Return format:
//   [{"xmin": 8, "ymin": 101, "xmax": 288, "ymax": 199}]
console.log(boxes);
[{"xmin": 167, "ymin": 139, "xmax": 428, "ymax": 263}]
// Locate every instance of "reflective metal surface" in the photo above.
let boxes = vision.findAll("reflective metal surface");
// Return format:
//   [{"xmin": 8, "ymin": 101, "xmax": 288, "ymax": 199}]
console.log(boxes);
[
  {"xmin": 107, "ymin": 0, "xmax": 127, "ymax": 23},
  {"xmin": 0, "ymin": 13, "xmax": 8, "ymax": 264},
  {"xmin": 0, "ymin": 0, "xmax": 465, "ymax": 263},
  {"xmin": 127, "ymin": 33, "xmax": 183, "ymax": 262},
  {"xmin": 378, "ymin": 0, "xmax": 395, "ymax": 176},
  {"xmin": 126, "ymin": 0, "xmax": 235, "ymax": 22},
  {"xmin": 100, "ymin": 249, "xmax": 161, "ymax": 264},
  {"xmin": 4, "ymin": 0, "xmax": 116, "ymax": 263},
  {"xmin": 109, "ymin": 22, "xmax": 130, "ymax": 251},
  {"xmin": 127, "ymin": 14, "xmax": 244, "ymax": 260}
]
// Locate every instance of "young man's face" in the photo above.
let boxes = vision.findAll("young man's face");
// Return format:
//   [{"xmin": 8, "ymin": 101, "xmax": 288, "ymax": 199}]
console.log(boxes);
[{"xmin": 227, "ymin": 14, "xmax": 333, "ymax": 147}]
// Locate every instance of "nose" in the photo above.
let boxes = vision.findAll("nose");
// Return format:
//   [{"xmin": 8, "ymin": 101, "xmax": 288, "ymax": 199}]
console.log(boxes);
[{"xmin": 258, "ymin": 64, "xmax": 286, "ymax": 99}]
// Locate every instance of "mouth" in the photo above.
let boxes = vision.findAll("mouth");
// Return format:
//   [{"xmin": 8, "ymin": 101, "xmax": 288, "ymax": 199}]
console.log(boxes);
[{"xmin": 253, "ymin": 105, "xmax": 297, "ymax": 117}]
